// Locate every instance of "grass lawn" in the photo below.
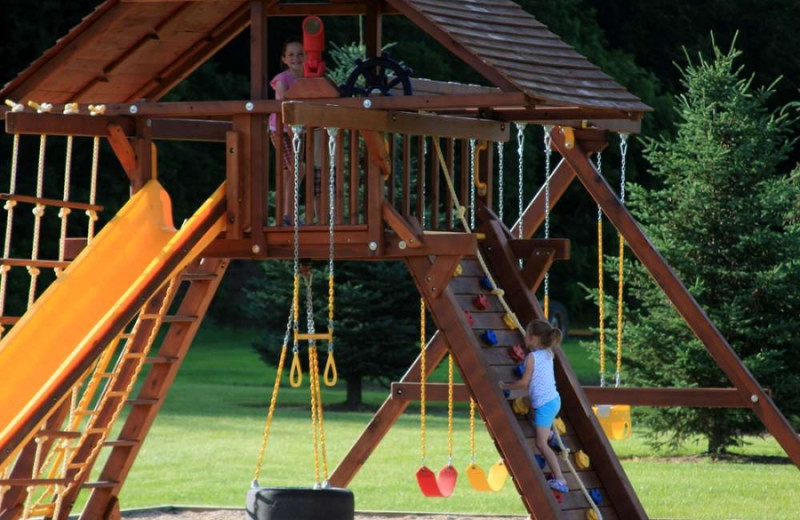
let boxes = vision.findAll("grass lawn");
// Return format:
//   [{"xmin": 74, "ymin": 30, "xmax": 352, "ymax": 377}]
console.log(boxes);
[{"xmin": 96, "ymin": 325, "xmax": 798, "ymax": 520}]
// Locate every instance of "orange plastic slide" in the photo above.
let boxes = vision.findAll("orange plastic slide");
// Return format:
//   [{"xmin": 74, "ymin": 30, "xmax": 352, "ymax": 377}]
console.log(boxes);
[{"xmin": 0, "ymin": 180, "xmax": 225, "ymax": 469}]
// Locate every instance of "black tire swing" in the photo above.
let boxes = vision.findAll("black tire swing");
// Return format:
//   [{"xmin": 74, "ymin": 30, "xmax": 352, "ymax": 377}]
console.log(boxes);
[{"xmin": 247, "ymin": 127, "xmax": 353, "ymax": 520}]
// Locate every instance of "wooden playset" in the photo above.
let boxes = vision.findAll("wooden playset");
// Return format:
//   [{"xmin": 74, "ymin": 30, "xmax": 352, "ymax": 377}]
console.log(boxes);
[{"xmin": 0, "ymin": 1, "xmax": 798, "ymax": 520}]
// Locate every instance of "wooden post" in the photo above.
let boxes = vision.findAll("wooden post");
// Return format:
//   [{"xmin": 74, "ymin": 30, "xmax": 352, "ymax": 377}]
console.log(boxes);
[
  {"xmin": 250, "ymin": 1, "xmax": 267, "ymax": 100},
  {"xmin": 365, "ymin": 1, "xmax": 382, "ymax": 59}
]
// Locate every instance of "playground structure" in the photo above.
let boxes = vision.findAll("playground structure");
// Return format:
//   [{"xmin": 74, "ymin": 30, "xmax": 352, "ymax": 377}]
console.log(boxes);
[{"xmin": 0, "ymin": 1, "xmax": 799, "ymax": 520}]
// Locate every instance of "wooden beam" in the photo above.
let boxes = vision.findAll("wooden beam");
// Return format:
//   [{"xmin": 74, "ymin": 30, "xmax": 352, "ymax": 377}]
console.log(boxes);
[
  {"xmin": 508, "ymin": 238, "xmax": 570, "ymax": 260},
  {"xmin": 365, "ymin": 0, "xmax": 382, "ymax": 59},
  {"xmin": 509, "ymin": 159, "xmax": 576, "ymax": 239},
  {"xmin": 283, "ymin": 102, "xmax": 509, "ymax": 141},
  {"xmin": 584, "ymin": 387, "xmax": 769, "ymax": 408},
  {"xmin": 393, "ymin": 383, "xmax": 769, "ymax": 408},
  {"xmin": 149, "ymin": 119, "xmax": 231, "ymax": 142},
  {"xmin": 5, "ymin": 112, "xmax": 135, "ymax": 137},
  {"xmin": 266, "ymin": 2, "xmax": 400, "ymax": 16},
  {"xmin": 250, "ymin": 1, "xmax": 267, "ymax": 100},
  {"xmin": 391, "ymin": 382, "xmax": 470, "ymax": 402},
  {"xmin": 200, "ymin": 227, "xmax": 477, "ymax": 259},
  {"xmin": 551, "ymin": 126, "xmax": 800, "ymax": 469}
]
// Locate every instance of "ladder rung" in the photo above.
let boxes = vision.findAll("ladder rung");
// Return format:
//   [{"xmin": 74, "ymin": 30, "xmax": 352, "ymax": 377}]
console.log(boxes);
[
  {"xmin": 103, "ymin": 439, "xmax": 138, "ymax": 448},
  {"xmin": 0, "ymin": 258, "xmax": 70, "ymax": 269},
  {"xmin": 85, "ymin": 427, "xmax": 109, "ymax": 435},
  {"xmin": 146, "ymin": 355, "xmax": 179, "ymax": 364},
  {"xmin": 123, "ymin": 352, "xmax": 147, "ymax": 359},
  {"xmin": 74, "ymin": 409, "xmax": 99, "ymax": 416},
  {"xmin": 126, "ymin": 398, "xmax": 158, "ymax": 407},
  {"xmin": 0, "ymin": 478, "xmax": 68, "ymax": 486},
  {"xmin": 182, "ymin": 272, "xmax": 218, "ymax": 281},
  {"xmin": 120, "ymin": 333, "xmax": 136, "ymax": 339},
  {"xmin": 105, "ymin": 391, "xmax": 128, "ymax": 398},
  {"xmin": 37, "ymin": 430, "xmax": 81, "ymax": 439},
  {"xmin": 0, "ymin": 193, "xmax": 103, "ymax": 212},
  {"xmin": 29, "ymin": 504, "xmax": 56, "ymax": 516},
  {"xmin": 295, "ymin": 333, "xmax": 333, "ymax": 341},
  {"xmin": 0, "ymin": 316, "xmax": 20, "ymax": 325},
  {"xmin": 163, "ymin": 315, "xmax": 197, "ymax": 323},
  {"xmin": 81, "ymin": 480, "xmax": 118, "ymax": 489}
]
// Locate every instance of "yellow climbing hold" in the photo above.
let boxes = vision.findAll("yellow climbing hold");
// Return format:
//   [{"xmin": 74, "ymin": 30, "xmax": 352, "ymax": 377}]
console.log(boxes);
[
  {"xmin": 575, "ymin": 450, "xmax": 591, "ymax": 470},
  {"xmin": 553, "ymin": 417, "xmax": 567, "ymax": 435}
]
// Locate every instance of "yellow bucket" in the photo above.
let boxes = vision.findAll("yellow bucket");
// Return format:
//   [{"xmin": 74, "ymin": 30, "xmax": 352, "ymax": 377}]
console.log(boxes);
[{"xmin": 592, "ymin": 404, "xmax": 632, "ymax": 440}]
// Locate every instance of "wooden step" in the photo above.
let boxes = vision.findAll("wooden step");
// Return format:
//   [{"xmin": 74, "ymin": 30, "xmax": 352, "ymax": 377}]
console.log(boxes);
[{"xmin": 0, "ymin": 193, "xmax": 103, "ymax": 212}]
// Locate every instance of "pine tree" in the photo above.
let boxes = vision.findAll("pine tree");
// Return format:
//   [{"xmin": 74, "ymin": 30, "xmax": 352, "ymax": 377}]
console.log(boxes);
[{"xmin": 621, "ymin": 37, "xmax": 800, "ymax": 455}]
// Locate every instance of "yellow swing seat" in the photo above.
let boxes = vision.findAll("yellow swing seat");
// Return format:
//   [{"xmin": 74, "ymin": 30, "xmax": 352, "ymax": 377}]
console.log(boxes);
[
  {"xmin": 592, "ymin": 404, "xmax": 632, "ymax": 440},
  {"xmin": 465, "ymin": 460, "xmax": 508, "ymax": 492}
]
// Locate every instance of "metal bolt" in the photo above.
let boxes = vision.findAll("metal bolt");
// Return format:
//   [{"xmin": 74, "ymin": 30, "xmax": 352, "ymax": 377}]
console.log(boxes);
[
  {"xmin": 245, "ymin": 101, "xmax": 254, "ymax": 112},
  {"xmin": 146, "ymin": 119, "xmax": 152, "ymax": 127},
  {"xmin": 751, "ymin": 394, "xmax": 759, "ymax": 403},
  {"xmin": 363, "ymin": 99, "xmax": 372, "ymax": 109},
  {"xmin": 129, "ymin": 105, "xmax": 138, "ymax": 114},
  {"xmin": 368, "ymin": 241, "xmax": 378, "ymax": 251},
  {"xmin": 251, "ymin": 244, "xmax": 261, "ymax": 254},
  {"xmin": 399, "ymin": 241, "xmax": 407, "ymax": 249}
]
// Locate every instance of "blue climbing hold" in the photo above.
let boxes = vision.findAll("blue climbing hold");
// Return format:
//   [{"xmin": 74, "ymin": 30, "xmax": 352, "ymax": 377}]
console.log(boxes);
[
  {"xmin": 514, "ymin": 363, "xmax": 525, "ymax": 378},
  {"xmin": 534, "ymin": 454, "xmax": 546, "ymax": 469},
  {"xmin": 589, "ymin": 488, "xmax": 603, "ymax": 505},
  {"xmin": 482, "ymin": 330, "xmax": 498, "ymax": 345},
  {"xmin": 480, "ymin": 276, "xmax": 495, "ymax": 291}
]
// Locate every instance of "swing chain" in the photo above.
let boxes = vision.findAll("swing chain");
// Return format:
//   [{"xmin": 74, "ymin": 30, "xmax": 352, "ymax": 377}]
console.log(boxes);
[
  {"xmin": 542, "ymin": 125, "xmax": 554, "ymax": 317},
  {"xmin": 497, "ymin": 141, "xmax": 505, "ymax": 221},
  {"xmin": 515, "ymin": 123, "xmax": 526, "ymax": 241},
  {"xmin": 469, "ymin": 138, "xmax": 476, "ymax": 229},
  {"xmin": 619, "ymin": 133, "xmax": 628, "ymax": 204}
]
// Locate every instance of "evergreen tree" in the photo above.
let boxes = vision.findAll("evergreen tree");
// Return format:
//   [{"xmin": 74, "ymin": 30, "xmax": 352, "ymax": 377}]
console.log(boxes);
[
  {"xmin": 246, "ymin": 259, "xmax": 421, "ymax": 408},
  {"xmin": 620, "ymin": 37, "xmax": 800, "ymax": 454}
]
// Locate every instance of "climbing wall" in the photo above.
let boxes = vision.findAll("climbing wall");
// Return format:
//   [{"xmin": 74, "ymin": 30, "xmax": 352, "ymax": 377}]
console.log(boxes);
[{"xmin": 405, "ymin": 219, "xmax": 649, "ymax": 520}]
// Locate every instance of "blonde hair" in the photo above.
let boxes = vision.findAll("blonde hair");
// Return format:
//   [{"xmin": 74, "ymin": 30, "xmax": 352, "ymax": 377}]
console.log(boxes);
[{"xmin": 526, "ymin": 319, "xmax": 562, "ymax": 349}]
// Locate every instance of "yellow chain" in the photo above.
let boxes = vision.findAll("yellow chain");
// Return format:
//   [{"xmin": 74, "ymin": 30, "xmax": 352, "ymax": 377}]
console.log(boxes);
[
  {"xmin": 252, "ymin": 344, "xmax": 289, "ymax": 483},
  {"xmin": 324, "ymin": 273, "xmax": 338, "ymax": 386},
  {"xmin": 469, "ymin": 399, "xmax": 476, "ymax": 463},
  {"xmin": 308, "ymin": 346, "xmax": 321, "ymax": 484},
  {"xmin": 447, "ymin": 353, "xmax": 454, "ymax": 463},
  {"xmin": 616, "ymin": 234, "xmax": 625, "ymax": 385},
  {"xmin": 419, "ymin": 297, "xmax": 427, "ymax": 463}
]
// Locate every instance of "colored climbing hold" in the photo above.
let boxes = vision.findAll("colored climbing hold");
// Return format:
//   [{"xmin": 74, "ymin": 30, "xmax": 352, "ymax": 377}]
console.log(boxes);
[
  {"xmin": 551, "ymin": 490, "xmax": 564, "ymax": 504},
  {"xmin": 553, "ymin": 417, "xmax": 567, "ymax": 435},
  {"xmin": 511, "ymin": 396, "xmax": 529, "ymax": 415},
  {"xmin": 513, "ymin": 363, "xmax": 525, "ymax": 378},
  {"xmin": 585, "ymin": 508, "xmax": 599, "ymax": 520},
  {"xmin": 464, "ymin": 310, "xmax": 475, "ymax": 327},
  {"xmin": 575, "ymin": 450, "xmax": 591, "ymax": 470},
  {"xmin": 454, "ymin": 264, "xmax": 463, "ymax": 277},
  {"xmin": 503, "ymin": 313, "xmax": 516, "ymax": 330},
  {"xmin": 507, "ymin": 344, "xmax": 526, "ymax": 363},
  {"xmin": 473, "ymin": 294, "xmax": 490, "ymax": 310},
  {"xmin": 482, "ymin": 329, "xmax": 498, "ymax": 345},
  {"xmin": 589, "ymin": 488, "xmax": 603, "ymax": 506},
  {"xmin": 502, "ymin": 389, "xmax": 511, "ymax": 398},
  {"xmin": 534, "ymin": 454, "xmax": 546, "ymax": 469},
  {"xmin": 480, "ymin": 276, "xmax": 494, "ymax": 291}
]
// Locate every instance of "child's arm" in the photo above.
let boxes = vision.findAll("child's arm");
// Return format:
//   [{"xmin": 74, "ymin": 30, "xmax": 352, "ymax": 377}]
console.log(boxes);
[
  {"xmin": 273, "ymin": 77, "xmax": 289, "ymax": 100},
  {"xmin": 501, "ymin": 354, "xmax": 534, "ymax": 391}
]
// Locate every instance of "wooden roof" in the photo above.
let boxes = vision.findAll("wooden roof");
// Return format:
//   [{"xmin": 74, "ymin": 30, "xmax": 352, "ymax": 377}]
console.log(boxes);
[
  {"xmin": 388, "ymin": 0, "xmax": 650, "ymax": 113},
  {"xmin": 1, "ymin": 0, "xmax": 649, "ymax": 117},
  {"xmin": 1, "ymin": 0, "xmax": 250, "ymax": 104}
]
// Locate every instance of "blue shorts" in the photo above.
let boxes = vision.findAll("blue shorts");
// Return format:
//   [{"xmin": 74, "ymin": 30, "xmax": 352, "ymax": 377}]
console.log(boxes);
[{"xmin": 533, "ymin": 396, "xmax": 561, "ymax": 428}]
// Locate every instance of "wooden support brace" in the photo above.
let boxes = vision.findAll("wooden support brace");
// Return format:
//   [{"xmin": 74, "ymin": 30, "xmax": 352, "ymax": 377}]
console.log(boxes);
[
  {"xmin": 106, "ymin": 124, "xmax": 136, "ymax": 177},
  {"xmin": 381, "ymin": 202, "xmax": 423, "ymax": 248},
  {"xmin": 392, "ymin": 382, "xmax": 470, "ymax": 402},
  {"xmin": 521, "ymin": 248, "xmax": 555, "ymax": 293},
  {"xmin": 508, "ymin": 238, "xmax": 570, "ymax": 260},
  {"xmin": 421, "ymin": 255, "xmax": 462, "ymax": 300}
]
